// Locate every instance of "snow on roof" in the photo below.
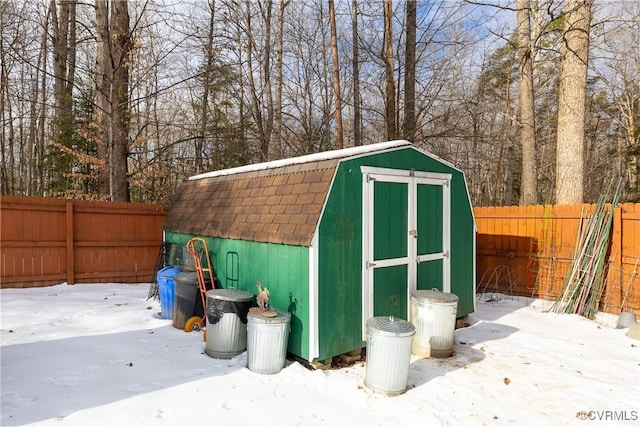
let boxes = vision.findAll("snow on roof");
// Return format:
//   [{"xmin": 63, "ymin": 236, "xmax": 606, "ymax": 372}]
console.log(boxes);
[{"xmin": 188, "ymin": 140, "xmax": 412, "ymax": 180}]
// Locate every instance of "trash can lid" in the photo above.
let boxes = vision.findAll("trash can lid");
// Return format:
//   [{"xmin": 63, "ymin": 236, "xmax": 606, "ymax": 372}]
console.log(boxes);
[
  {"xmin": 248, "ymin": 309, "xmax": 291, "ymax": 324},
  {"xmin": 206, "ymin": 288, "xmax": 254, "ymax": 302},
  {"xmin": 412, "ymin": 289, "xmax": 458, "ymax": 304},
  {"xmin": 367, "ymin": 316, "xmax": 415, "ymax": 337},
  {"xmin": 157, "ymin": 266, "xmax": 182, "ymax": 278},
  {"xmin": 175, "ymin": 271, "xmax": 211, "ymax": 285}
]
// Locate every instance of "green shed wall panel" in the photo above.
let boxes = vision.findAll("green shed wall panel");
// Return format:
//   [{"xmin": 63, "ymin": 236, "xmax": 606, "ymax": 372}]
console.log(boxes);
[
  {"xmin": 164, "ymin": 231, "xmax": 310, "ymax": 360},
  {"xmin": 316, "ymin": 164, "xmax": 364, "ymax": 360},
  {"xmin": 317, "ymin": 147, "xmax": 474, "ymax": 360}
]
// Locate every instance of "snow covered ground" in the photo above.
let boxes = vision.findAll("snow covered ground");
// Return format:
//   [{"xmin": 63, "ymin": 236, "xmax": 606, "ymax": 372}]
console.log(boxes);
[{"xmin": 1, "ymin": 283, "xmax": 638, "ymax": 426}]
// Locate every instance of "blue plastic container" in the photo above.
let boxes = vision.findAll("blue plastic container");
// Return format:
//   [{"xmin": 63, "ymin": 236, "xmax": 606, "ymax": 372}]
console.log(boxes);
[{"xmin": 157, "ymin": 266, "xmax": 182, "ymax": 320}]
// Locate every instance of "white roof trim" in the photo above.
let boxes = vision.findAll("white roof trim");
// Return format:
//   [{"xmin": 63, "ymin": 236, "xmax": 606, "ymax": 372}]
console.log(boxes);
[{"xmin": 188, "ymin": 140, "xmax": 412, "ymax": 180}]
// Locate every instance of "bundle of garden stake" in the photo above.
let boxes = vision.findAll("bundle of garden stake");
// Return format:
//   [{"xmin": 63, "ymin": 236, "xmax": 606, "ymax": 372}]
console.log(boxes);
[{"xmin": 551, "ymin": 179, "xmax": 621, "ymax": 318}]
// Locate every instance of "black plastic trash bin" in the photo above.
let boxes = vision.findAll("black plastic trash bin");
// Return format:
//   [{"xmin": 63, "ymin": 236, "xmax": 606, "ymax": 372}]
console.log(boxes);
[{"xmin": 172, "ymin": 271, "xmax": 212, "ymax": 330}]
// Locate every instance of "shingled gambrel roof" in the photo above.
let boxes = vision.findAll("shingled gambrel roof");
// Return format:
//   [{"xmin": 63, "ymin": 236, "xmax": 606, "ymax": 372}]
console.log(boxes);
[
  {"xmin": 163, "ymin": 140, "xmax": 412, "ymax": 247},
  {"xmin": 163, "ymin": 159, "xmax": 339, "ymax": 246}
]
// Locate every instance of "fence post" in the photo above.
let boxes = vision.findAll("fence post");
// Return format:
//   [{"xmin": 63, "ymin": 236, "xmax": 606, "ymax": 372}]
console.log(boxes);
[{"xmin": 66, "ymin": 200, "xmax": 75, "ymax": 285}]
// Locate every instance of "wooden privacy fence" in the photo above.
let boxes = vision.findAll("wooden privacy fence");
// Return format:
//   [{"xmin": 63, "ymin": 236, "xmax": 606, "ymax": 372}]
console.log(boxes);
[
  {"xmin": 1, "ymin": 195, "xmax": 168, "ymax": 288},
  {"xmin": 474, "ymin": 203, "xmax": 640, "ymax": 316},
  {"xmin": 2, "ymin": 195, "xmax": 639, "ymax": 317}
]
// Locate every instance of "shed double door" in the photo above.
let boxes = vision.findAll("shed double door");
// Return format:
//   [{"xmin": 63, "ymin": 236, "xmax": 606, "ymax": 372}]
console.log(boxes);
[{"xmin": 361, "ymin": 167, "xmax": 451, "ymax": 339}]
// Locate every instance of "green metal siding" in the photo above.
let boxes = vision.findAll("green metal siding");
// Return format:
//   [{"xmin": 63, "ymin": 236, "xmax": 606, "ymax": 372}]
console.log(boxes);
[
  {"xmin": 317, "ymin": 147, "xmax": 474, "ymax": 360},
  {"xmin": 164, "ymin": 231, "xmax": 310, "ymax": 360},
  {"xmin": 449, "ymin": 191, "xmax": 475, "ymax": 316},
  {"xmin": 316, "ymin": 165, "xmax": 363, "ymax": 360}
]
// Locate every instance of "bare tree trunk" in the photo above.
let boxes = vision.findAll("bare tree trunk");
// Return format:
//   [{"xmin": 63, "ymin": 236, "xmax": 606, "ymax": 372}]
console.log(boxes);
[
  {"xmin": 351, "ymin": 0, "xmax": 362, "ymax": 146},
  {"xmin": 261, "ymin": 0, "xmax": 274, "ymax": 160},
  {"xmin": 36, "ymin": 6, "xmax": 50, "ymax": 196},
  {"xmin": 236, "ymin": 16, "xmax": 246, "ymax": 144},
  {"xmin": 110, "ymin": 0, "xmax": 130, "ymax": 201},
  {"xmin": 383, "ymin": 0, "xmax": 397, "ymax": 140},
  {"xmin": 245, "ymin": 0, "xmax": 273, "ymax": 161},
  {"xmin": 271, "ymin": 0, "xmax": 288, "ymax": 159},
  {"xmin": 95, "ymin": 0, "xmax": 131, "ymax": 201},
  {"xmin": 27, "ymin": 43, "xmax": 42, "ymax": 195},
  {"xmin": 328, "ymin": 0, "xmax": 343, "ymax": 149},
  {"xmin": 51, "ymin": 0, "xmax": 70, "ymax": 142},
  {"xmin": 245, "ymin": 2, "xmax": 263, "ymax": 148},
  {"xmin": 492, "ymin": 76, "xmax": 510, "ymax": 205},
  {"xmin": 319, "ymin": 3, "xmax": 331, "ymax": 152},
  {"xmin": 403, "ymin": 0, "xmax": 416, "ymax": 142},
  {"xmin": 197, "ymin": 0, "xmax": 216, "ymax": 173},
  {"xmin": 95, "ymin": 0, "xmax": 111, "ymax": 196},
  {"xmin": 66, "ymin": 1, "xmax": 76, "ymax": 111},
  {"xmin": 25, "ymin": 87, "xmax": 36, "ymax": 195},
  {"xmin": 0, "ymin": 10, "xmax": 13, "ymax": 194},
  {"xmin": 517, "ymin": 0, "xmax": 537, "ymax": 205},
  {"xmin": 26, "ymin": 3, "xmax": 51, "ymax": 196},
  {"xmin": 51, "ymin": 0, "xmax": 76, "ymax": 194},
  {"xmin": 555, "ymin": 0, "xmax": 591, "ymax": 205}
]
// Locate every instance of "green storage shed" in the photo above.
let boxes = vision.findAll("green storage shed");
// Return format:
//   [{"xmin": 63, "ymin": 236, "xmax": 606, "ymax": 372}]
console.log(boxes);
[{"xmin": 162, "ymin": 140, "xmax": 476, "ymax": 363}]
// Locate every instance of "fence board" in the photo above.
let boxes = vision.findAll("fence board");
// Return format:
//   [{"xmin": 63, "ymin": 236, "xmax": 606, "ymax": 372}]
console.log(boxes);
[
  {"xmin": 475, "ymin": 203, "xmax": 640, "ymax": 316},
  {"xmin": 1, "ymin": 195, "xmax": 167, "ymax": 288}
]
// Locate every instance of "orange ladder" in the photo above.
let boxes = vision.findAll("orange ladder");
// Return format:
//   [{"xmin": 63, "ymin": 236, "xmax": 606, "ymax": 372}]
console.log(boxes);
[{"xmin": 184, "ymin": 237, "xmax": 216, "ymax": 332}]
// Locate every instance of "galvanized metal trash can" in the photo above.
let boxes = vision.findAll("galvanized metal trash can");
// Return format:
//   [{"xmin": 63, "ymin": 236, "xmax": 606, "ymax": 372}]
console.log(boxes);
[
  {"xmin": 205, "ymin": 289, "xmax": 255, "ymax": 359},
  {"xmin": 410, "ymin": 289, "xmax": 459, "ymax": 358},
  {"xmin": 364, "ymin": 316, "xmax": 415, "ymax": 395},
  {"xmin": 617, "ymin": 312, "xmax": 637, "ymax": 329},
  {"xmin": 246, "ymin": 310, "xmax": 291, "ymax": 374}
]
